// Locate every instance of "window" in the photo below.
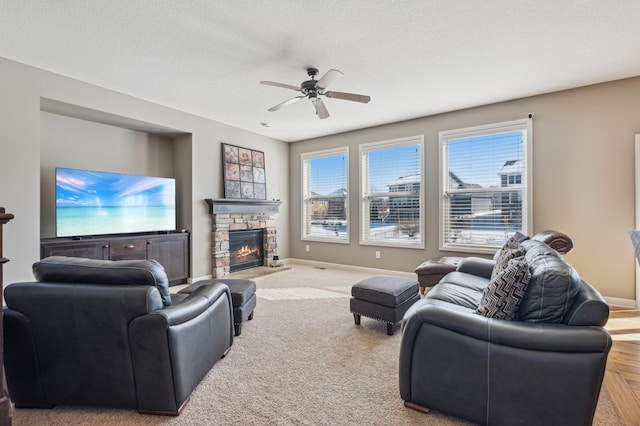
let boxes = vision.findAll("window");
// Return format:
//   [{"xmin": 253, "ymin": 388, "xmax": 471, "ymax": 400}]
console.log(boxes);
[
  {"xmin": 360, "ymin": 136, "xmax": 424, "ymax": 248},
  {"xmin": 301, "ymin": 147, "xmax": 349, "ymax": 242},
  {"xmin": 439, "ymin": 119, "xmax": 532, "ymax": 253}
]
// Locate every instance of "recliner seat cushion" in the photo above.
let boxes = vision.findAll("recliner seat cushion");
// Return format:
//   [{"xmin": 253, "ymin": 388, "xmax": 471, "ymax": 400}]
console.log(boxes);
[
  {"xmin": 424, "ymin": 281, "xmax": 484, "ymax": 309},
  {"xmin": 426, "ymin": 270, "xmax": 488, "ymax": 309},
  {"xmin": 33, "ymin": 256, "xmax": 172, "ymax": 307}
]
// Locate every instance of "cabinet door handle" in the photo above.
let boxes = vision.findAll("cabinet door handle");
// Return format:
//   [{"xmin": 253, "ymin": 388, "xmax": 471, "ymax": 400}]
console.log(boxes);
[{"xmin": 125, "ymin": 244, "xmax": 134, "ymax": 249}]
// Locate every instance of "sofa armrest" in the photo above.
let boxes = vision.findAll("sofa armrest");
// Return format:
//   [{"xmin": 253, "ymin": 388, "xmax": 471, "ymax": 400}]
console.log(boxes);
[
  {"xmin": 154, "ymin": 294, "xmax": 211, "ymax": 325},
  {"xmin": 129, "ymin": 281, "xmax": 234, "ymax": 414},
  {"xmin": 532, "ymin": 230, "xmax": 574, "ymax": 254},
  {"xmin": 159, "ymin": 282, "xmax": 231, "ymax": 326},
  {"xmin": 3, "ymin": 308, "xmax": 52, "ymax": 408},
  {"xmin": 455, "ymin": 257, "xmax": 495, "ymax": 279}
]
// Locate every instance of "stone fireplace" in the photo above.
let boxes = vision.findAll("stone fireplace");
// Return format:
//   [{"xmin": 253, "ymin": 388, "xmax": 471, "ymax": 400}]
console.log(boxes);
[{"xmin": 205, "ymin": 198, "xmax": 281, "ymax": 278}]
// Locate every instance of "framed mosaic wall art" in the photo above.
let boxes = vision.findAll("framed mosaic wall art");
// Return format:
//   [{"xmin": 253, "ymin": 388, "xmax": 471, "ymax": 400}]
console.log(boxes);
[{"xmin": 222, "ymin": 143, "xmax": 266, "ymax": 200}]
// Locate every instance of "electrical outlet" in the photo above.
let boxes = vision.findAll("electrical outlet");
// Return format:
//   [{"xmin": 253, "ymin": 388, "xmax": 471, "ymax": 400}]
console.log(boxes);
[
  {"xmin": 306, "ymin": 245, "xmax": 310, "ymax": 252},
  {"xmin": 375, "ymin": 251, "xmax": 381, "ymax": 259}
]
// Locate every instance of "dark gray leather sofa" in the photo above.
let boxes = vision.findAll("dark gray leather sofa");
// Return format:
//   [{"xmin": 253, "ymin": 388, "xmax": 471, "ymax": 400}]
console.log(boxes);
[
  {"xmin": 399, "ymin": 239, "xmax": 612, "ymax": 426},
  {"xmin": 3, "ymin": 256, "xmax": 234, "ymax": 415}
]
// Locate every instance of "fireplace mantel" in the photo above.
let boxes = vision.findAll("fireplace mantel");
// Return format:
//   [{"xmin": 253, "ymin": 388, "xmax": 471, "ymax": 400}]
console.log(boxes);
[{"xmin": 205, "ymin": 198, "xmax": 281, "ymax": 215}]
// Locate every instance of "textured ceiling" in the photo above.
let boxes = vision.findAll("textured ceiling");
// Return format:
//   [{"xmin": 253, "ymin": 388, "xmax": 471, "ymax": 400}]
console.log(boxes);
[{"xmin": 2, "ymin": 1, "xmax": 640, "ymax": 142}]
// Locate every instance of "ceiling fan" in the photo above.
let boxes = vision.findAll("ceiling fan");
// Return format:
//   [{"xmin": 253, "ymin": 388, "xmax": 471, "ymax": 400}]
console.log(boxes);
[{"xmin": 260, "ymin": 68, "xmax": 371, "ymax": 119}]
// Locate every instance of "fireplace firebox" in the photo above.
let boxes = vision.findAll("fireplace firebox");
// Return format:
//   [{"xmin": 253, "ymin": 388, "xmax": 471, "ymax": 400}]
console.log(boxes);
[{"xmin": 229, "ymin": 229, "xmax": 264, "ymax": 272}]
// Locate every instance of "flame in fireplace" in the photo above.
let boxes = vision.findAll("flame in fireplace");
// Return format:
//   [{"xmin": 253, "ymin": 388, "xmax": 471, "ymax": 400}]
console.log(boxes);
[{"xmin": 238, "ymin": 245, "xmax": 261, "ymax": 257}]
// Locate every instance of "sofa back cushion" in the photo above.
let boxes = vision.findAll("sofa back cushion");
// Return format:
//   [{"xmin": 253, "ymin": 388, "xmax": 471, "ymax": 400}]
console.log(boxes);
[
  {"xmin": 517, "ymin": 240, "xmax": 580, "ymax": 322},
  {"xmin": 33, "ymin": 256, "xmax": 171, "ymax": 307}
]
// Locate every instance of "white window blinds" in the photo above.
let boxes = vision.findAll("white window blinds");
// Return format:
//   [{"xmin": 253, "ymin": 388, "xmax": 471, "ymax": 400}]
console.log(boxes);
[
  {"xmin": 360, "ymin": 136, "xmax": 424, "ymax": 248},
  {"xmin": 301, "ymin": 147, "xmax": 349, "ymax": 242},
  {"xmin": 440, "ymin": 119, "xmax": 531, "ymax": 252}
]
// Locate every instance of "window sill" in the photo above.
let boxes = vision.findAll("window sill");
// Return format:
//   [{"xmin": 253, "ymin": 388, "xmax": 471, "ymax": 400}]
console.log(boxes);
[
  {"xmin": 440, "ymin": 243, "xmax": 498, "ymax": 255},
  {"xmin": 359, "ymin": 240, "xmax": 424, "ymax": 249},
  {"xmin": 302, "ymin": 236, "xmax": 350, "ymax": 244}
]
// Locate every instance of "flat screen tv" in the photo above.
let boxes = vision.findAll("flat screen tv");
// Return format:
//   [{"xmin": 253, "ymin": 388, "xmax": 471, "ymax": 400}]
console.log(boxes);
[{"xmin": 55, "ymin": 167, "xmax": 176, "ymax": 238}]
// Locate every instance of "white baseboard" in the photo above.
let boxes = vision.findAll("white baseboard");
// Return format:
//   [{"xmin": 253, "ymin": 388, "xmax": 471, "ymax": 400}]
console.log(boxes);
[
  {"xmin": 285, "ymin": 258, "xmax": 415, "ymax": 279},
  {"xmin": 189, "ymin": 274, "xmax": 212, "ymax": 284},
  {"xmin": 287, "ymin": 258, "xmax": 638, "ymax": 309},
  {"xmin": 604, "ymin": 296, "xmax": 637, "ymax": 309},
  {"xmin": 195, "ymin": 259, "xmax": 636, "ymax": 309}
]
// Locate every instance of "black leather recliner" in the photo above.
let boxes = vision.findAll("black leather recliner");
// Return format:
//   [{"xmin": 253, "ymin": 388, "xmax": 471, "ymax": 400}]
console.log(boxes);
[
  {"xmin": 3, "ymin": 256, "xmax": 234, "ymax": 415},
  {"xmin": 400, "ymin": 240, "xmax": 612, "ymax": 426}
]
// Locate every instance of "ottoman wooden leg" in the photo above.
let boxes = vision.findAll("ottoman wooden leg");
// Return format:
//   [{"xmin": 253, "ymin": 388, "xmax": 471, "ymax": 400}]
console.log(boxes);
[
  {"xmin": 353, "ymin": 313, "xmax": 361, "ymax": 325},
  {"xmin": 387, "ymin": 323, "xmax": 394, "ymax": 336}
]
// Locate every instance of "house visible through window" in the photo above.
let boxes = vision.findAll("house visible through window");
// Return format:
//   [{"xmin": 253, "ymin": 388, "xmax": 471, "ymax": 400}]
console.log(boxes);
[
  {"xmin": 439, "ymin": 119, "xmax": 531, "ymax": 253},
  {"xmin": 360, "ymin": 136, "xmax": 424, "ymax": 248},
  {"xmin": 301, "ymin": 147, "xmax": 349, "ymax": 242}
]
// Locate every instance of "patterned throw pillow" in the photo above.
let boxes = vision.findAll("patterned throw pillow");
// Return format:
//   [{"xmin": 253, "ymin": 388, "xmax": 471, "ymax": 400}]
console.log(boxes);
[
  {"xmin": 477, "ymin": 256, "xmax": 531, "ymax": 320},
  {"xmin": 491, "ymin": 237, "xmax": 526, "ymax": 280}
]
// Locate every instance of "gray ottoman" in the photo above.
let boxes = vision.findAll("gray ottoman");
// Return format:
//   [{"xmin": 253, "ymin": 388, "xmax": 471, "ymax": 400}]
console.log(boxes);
[
  {"xmin": 350, "ymin": 275, "xmax": 420, "ymax": 335},
  {"xmin": 180, "ymin": 278, "xmax": 256, "ymax": 336},
  {"xmin": 221, "ymin": 279, "xmax": 256, "ymax": 337}
]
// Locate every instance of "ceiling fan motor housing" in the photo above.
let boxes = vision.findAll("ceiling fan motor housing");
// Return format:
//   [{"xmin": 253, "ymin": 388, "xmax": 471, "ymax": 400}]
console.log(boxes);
[
  {"xmin": 302, "ymin": 68, "xmax": 322, "ymax": 97},
  {"xmin": 301, "ymin": 79, "xmax": 320, "ymax": 94}
]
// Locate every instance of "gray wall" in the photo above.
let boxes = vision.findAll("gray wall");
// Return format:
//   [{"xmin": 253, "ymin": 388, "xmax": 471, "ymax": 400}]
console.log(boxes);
[
  {"xmin": 0, "ymin": 57, "xmax": 290, "ymax": 284},
  {"xmin": 290, "ymin": 77, "xmax": 640, "ymax": 303}
]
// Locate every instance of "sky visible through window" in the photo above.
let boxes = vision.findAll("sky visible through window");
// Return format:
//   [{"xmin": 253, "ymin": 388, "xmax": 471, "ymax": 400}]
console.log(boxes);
[
  {"xmin": 309, "ymin": 145, "xmax": 421, "ymax": 194},
  {"xmin": 308, "ymin": 132, "xmax": 522, "ymax": 195},
  {"xmin": 309, "ymin": 154, "xmax": 347, "ymax": 195},
  {"xmin": 447, "ymin": 131, "xmax": 524, "ymax": 187},
  {"xmin": 366, "ymin": 144, "xmax": 420, "ymax": 192}
]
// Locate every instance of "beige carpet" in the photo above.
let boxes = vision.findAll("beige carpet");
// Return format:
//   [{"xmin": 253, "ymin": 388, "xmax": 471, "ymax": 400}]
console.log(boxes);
[{"xmin": 12, "ymin": 265, "xmax": 623, "ymax": 425}]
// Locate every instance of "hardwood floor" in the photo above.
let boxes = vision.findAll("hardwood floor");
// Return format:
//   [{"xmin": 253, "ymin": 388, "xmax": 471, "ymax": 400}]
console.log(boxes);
[{"xmin": 604, "ymin": 308, "xmax": 640, "ymax": 425}]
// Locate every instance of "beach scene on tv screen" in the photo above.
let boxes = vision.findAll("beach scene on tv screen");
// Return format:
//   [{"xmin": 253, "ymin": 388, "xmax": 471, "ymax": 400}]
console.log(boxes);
[{"xmin": 56, "ymin": 168, "xmax": 176, "ymax": 237}]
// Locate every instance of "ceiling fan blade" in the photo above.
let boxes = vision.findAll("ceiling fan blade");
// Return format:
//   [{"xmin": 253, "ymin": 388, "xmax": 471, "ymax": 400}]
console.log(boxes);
[
  {"xmin": 260, "ymin": 81, "xmax": 301, "ymax": 91},
  {"xmin": 268, "ymin": 96, "xmax": 305, "ymax": 112},
  {"xmin": 315, "ymin": 69, "xmax": 343, "ymax": 89},
  {"xmin": 325, "ymin": 91, "xmax": 371, "ymax": 103},
  {"xmin": 312, "ymin": 97, "xmax": 330, "ymax": 119}
]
